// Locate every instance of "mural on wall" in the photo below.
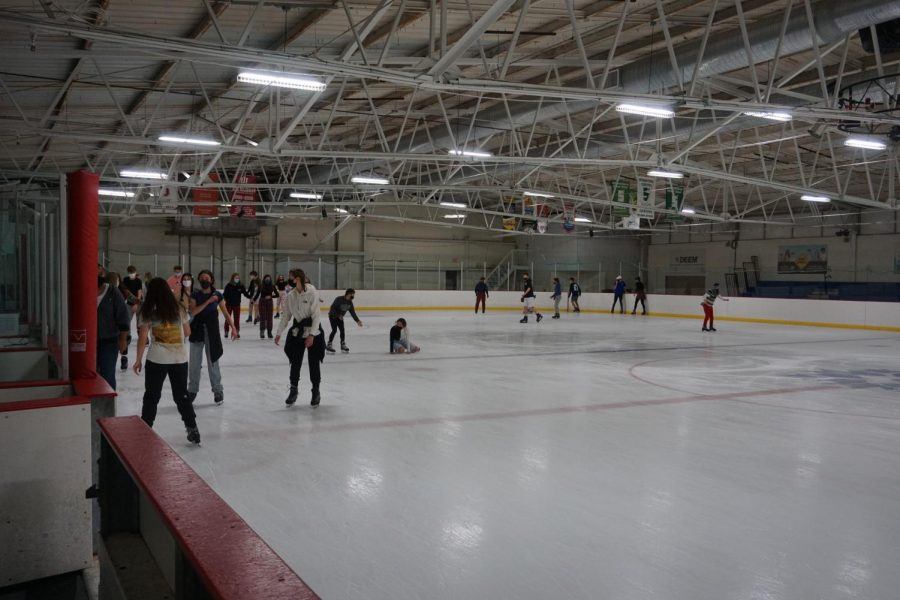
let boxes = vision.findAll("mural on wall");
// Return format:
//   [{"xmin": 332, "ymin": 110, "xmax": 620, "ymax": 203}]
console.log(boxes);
[{"xmin": 777, "ymin": 245, "xmax": 828, "ymax": 274}]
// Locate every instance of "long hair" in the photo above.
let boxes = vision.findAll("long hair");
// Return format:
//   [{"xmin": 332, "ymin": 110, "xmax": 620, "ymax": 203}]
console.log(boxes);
[
  {"xmin": 290, "ymin": 268, "xmax": 307, "ymax": 293},
  {"xmin": 140, "ymin": 277, "xmax": 182, "ymax": 324},
  {"xmin": 179, "ymin": 272, "xmax": 193, "ymax": 302}
]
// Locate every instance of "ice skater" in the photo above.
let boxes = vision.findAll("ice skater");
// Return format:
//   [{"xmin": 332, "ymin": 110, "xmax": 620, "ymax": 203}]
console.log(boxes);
[
  {"xmin": 275, "ymin": 274, "xmax": 287, "ymax": 318},
  {"xmin": 223, "ymin": 273, "xmax": 250, "ymax": 339},
  {"xmin": 167, "ymin": 265, "xmax": 183, "ymax": 295},
  {"xmin": 701, "ymin": 282, "xmax": 729, "ymax": 332},
  {"xmin": 567, "ymin": 277, "xmax": 581, "ymax": 312},
  {"xmin": 245, "ymin": 271, "xmax": 260, "ymax": 324},
  {"xmin": 611, "ymin": 275, "xmax": 626, "ymax": 314},
  {"xmin": 97, "ymin": 266, "xmax": 130, "ymax": 390},
  {"xmin": 389, "ymin": 318, "xmax": 420, "ymax": 353},
  {"xmin": 632, "ymin": 276, "xmax": 648, "ymax": 315},
  {"xmin": 551, "ymin": 277, "xmax": 562, "ymax": 318},
  {"xmin": 326, "ymin": 289, "xmax": 363, "ymax": 353},
  {"xmin": 274, "ymin": 269, "xmax": 325, "ymax": 407},
  {"xmin": 188, "ymin": 270, "xmax": 237, "ymax": 405},
  {"xmin": 474, "ymin": 277, "xmax": 489, "ymax": 313},
  {"xmin": 255, "ymin": 274, "xmax": 278, "ymax": 339},
  {"xmin": 133, "ymin": 277, "xmax": 200, "ymax": 444},
  {"xmin": 519, "ymin": 272, "xmax": 542, "ymax": 323}
]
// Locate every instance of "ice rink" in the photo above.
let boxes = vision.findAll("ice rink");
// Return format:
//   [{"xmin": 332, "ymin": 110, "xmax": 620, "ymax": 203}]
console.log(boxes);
[{"xmin": 114, "ymin": 310, "xmax": 900, "ymax": 600}]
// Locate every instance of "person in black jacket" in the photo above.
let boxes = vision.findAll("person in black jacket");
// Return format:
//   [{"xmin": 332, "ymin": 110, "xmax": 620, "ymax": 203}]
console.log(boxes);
[
  {"xmin": 188, "ymin": 270, "xmax": 237, "ymax": 405},
  {"xmin": 245, "ymin": 271, "xmax": 260, "ymax": 324},
  {"xmin": 223, "ymin": 273, "xmax": 250, "ymax": 339},
  {"xmin": 389, "ymin": 318, "xmax": 419, "ymax": 354},
  {"xmin": 632, "ymin": 276, "xmax": 648, "ymax": 315},
  {"xmin": 97, "ymin": 265, "xmax": 130, "ymax": 390},
  {"xmin": 327, "ymin": 289, "xmax": 363, "ymax": 353},
  {"xmin": 474, "ymin": 277, "xmax": 489, "ymax": 314},
  {"xmin": 519, "ymin": 272, "xmax": 542, "ymax": 324},
  {"xmin": 255, "ymin": 274, "xmax": 279, "ymax": 339}
]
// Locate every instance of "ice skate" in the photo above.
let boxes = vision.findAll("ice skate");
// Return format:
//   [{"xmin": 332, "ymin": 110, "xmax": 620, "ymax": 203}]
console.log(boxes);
[
  {"xmin": 341, "ymin": 343, "xmax": 349, "ymax": 353},
  {"xmin": 186, "ymin": 427, "xmax": 201, "ymax": 445},
  {"xmin": 187, "ymin": 392, "xmax": 197, "ymax": 403},
  {"xmin": 214, "ymin": 392, "xmax": 223, "ymax": 405},
  {"xmin": 311, "ymin": 390, "xmax": 321, "ymax": 407},
  {"xmin": 536, "ymin": 313, "xmax": 543, "ymax": 322},
  {"xmin": 520, "ymin": 316, "xmax": 528, "ymax": 323},
  {"xmin": 326, "ymin": 343, "xmax": 336, "ymax": 354},
  {"xmin": 285, "ymin": 387, "xmax": 298, "ymax": 406},
  {"xmin": 120, "ymin": 356, "xmax": 128, "ymax": 371}
]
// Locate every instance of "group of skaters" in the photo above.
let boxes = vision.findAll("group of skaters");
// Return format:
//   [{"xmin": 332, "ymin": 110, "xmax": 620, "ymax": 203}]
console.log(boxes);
[{"xmin": 97, "ymin": 263, "xmax": 419, "ymax": 446}]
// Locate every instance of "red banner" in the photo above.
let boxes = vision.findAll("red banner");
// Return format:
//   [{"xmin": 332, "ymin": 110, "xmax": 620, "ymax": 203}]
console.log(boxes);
[
  {"xmin": 192, "ymin": 172, "xmax": 219, "ymax": 217},
  {"xmin": 230, "ymin": 173, "xmax": 256, "ymax": 218}
]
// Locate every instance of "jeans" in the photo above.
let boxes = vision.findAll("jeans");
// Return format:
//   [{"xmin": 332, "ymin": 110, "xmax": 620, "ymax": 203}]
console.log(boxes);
[
  {"xmin": 188, "ymin": 329, "xmax": 223, "ymax": 395},
  {"xmin": 97, "ymin": 339, "xmax": 120, "ymax": 390},
  {"xmin": 611, "ymin": 293, "xmax": 625, "ymax": 313},
  {"xmin": 142, "ymin": 361, "xmax": 196, "ymax": 429},
  {"xmin": 328, "ymin": 316, "xmax": 345, "ymax": 344}
]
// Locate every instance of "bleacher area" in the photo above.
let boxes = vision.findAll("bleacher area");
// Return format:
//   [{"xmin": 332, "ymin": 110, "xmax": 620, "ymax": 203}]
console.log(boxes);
[{"xmin": 751, "ymin": 281, "xmax": 900, "ymax": 302}]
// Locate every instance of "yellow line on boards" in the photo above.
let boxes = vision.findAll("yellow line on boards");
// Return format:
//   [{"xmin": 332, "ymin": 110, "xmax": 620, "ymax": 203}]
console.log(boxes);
[{"xmin": 331, "ymin": 306, "xmax": 900, "ymax": 332}]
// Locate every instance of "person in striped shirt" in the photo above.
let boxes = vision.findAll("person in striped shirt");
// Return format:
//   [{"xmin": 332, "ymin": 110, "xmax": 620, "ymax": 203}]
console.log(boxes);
[{"xmin": 701, "ymin": 283, "xmax": 729, "ymax": 332}]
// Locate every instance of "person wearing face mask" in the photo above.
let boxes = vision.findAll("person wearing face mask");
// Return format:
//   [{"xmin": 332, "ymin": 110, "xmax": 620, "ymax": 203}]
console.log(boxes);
[
  {"xmin": 275, "ymin": 274, "xmax": 287, "ymax": 318},
  {"xmin": 223, "ymin": 272, "xmax": 250, "ymax": 339},
  {"xmin": 119, "ymin": 266, "xmax": 144, "ymax": 371},
  {"xmin": 245, "ymin": 271, "xmax": 260, "ymax": 324},
  {"xmin": 177, "ymin": 272, "xmax": 194, "ymax": 317},
  {"xmin": 254, "ymin": 274, "xmax": 279, "ymax": 339},
  {"xmin": 274, "ymin": 269, "xmax": 325, "ymax": 407},
  {"xmin": 188, "ymin": 270, "xmax": 237, "ymax": 405},
  {"xmin": 326, "ymin": 289, "xmax": 362, "ymax": 353},
  {"xmin": 167, "ymin": 265, "xmax": 184, "ymax": 295},
  {"xmin": 96, "ymin": 265, "xmax": 131, "ymax": 390}
]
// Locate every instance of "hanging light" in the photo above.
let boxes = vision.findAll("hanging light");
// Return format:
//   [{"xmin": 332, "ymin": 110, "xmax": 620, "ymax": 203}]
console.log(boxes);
[
  {"xmin": 158, "ymin": 134, "xmax": 221, "ymax": 147},
  {"xmin": 120, "ymin": 169, "xmax": 167, "ymax": 180},
  {"xmin": 523, "ymin": 191, "xmax": 554, "ymax": 198},
  {"xmin": 616, "ymin": 103, "xmax": 675, "ymax": 118},
  {"xmin": 443, "ymin": 214, "xmax": 466, "ymax": 218},
  {"xmin": 743, "ymin": 111, "xmax": 792, "ymax": 122},
  {"xmin": 648, "ymin": 169, "xmax": 684, "ymax": 179},
  {"xmin": 335, "ymin": 207, "xmax": 349, "ymax": 214},
  {"xmin": 449, "ymin": 149, "xmax": 493, "ymax": 158},
  {"xmin": 844, "ymin": 136, "xmax": 886, "ymax": 151},
  {"xmin": 680, "ymin": 207, "xmax": 696, "ymax": 214},
  {"xmin": 290, "ymin": 192, "xmax": 324, "ymax": 200},
  {"xmin": 98, "ymin": 189, "xmax": 135, "ymax": 198},
  {"xmin": 800, "ymin": 195, "xmax": 830, "ymax": 203},
  {"xmin": 237, "ymin": 70, "xmax": 326, "ymax": 91},
  {"xmin": 574, "ymin": 216, "xmax": 592, "ymax": 223},
  {"xmin": 439, "ymin": 201, "xmax": 466, "ymax": 208},
  {"xmin": 351, "ymin": 176, "xmax": 389, "ymax": 185}
]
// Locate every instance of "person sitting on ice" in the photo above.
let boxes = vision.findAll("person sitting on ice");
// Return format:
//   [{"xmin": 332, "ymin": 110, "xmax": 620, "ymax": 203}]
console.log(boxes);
[{"xmin": 389, "ymin": 318, "xmax": 420, "ymax": 354}]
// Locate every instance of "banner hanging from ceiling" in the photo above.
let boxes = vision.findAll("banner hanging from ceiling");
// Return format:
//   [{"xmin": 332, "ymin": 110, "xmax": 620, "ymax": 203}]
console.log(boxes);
[
  {"xmin": 230, "ymin": 173, "xmax": 257, "ymax": 218},
  {"xmin": 191, "ymin": 172, "xmax": 219, "ymax": 217}
]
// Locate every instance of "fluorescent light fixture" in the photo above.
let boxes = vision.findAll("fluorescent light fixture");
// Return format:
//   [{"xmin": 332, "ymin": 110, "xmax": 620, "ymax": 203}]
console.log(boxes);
[
  {"xmin": 237, "ymin": 70, "xmax": 326, "ymax": 91},
  {"xmin": 844, "ymin": 136, "xmax": 886, "ymax": 150},
  {"xmin": 800, "ymin": 195, "xmax": 830, "ymax": 203},
  {"xmin": 351, "ymin": 176, "xmax": 389, "ymax": 185},
  {"xmin": 246, "ymin": 139, "xmax": 259, "ymax": 147},
  {"xmin": 335, "ymin": 208, "xmax": 349, "ymax": 214},
  {"xmin": 616, "ymin": 103, "xmax": 674, "ymax": 118},
  {"xmin": 181, "ymin": 172, "xmax": 192, "ymax": 179},
  {"xmin": 449, "ymin": 149, "xmax": 493, "ymax": 158},
  {"xmin": 120, "ymin": 169, "xmax": 167, "ymax": 180},
  {"xmin": 290, "ymin": 192, "xmax": 324, "ymax": 200},
  {"xmin": 648, "ymin": 169, "xmax": 684, "ymax": 179},
  {"xmin": 443, "ymin": 214, "xmax": 466, "ymax": 218},
  {"xmin": 98, "ymin": 189, "xmax": 135, "ymax": 198},
  {"xmin": 223, "ymin": 204, "xmax": 232, "ymax": 208},
  {"xmin": 158, "ymin": 134, "xmax": 221, "ymax": 147},
  {"xmin": 681, "ymin": 207, "xmax": 696, "ymax": 214},
  {"xmin": 440, "ymin": 201, "xmax": 466, "ymax": 208},
  {"xmin": 574, "ymin": 217, "xmax": 592, "ymax": 223},
  {"xmin": 743, "ymin": 111, "xmax": 792, "ymax": 122},
  {"xmin": 523, "ymin": 191, "xmax": 554, "ymax": 198}
]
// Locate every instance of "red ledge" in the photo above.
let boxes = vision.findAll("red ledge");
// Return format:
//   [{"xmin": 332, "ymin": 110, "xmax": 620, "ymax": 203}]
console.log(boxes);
[
  {"xmin": 0, "ymin": 379, "xmax": 69, "ymax": 390},
  {"xmin": 0, "ymin": 346, "xmax": 47, "ymax": 353},
  {"xmin": 74, "ymin": 377, "xmax": 117, "ymax": 399},
  {"xmin": 0, "ymin": 396, "xmax": 90, "ymax": 413},
  {"xmin": 98, "ymin": 416, "xmax": 321, "ymax": 600}
]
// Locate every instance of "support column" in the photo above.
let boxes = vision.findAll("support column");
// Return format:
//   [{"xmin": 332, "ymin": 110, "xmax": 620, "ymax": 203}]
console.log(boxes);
[{"xmin": 66, "ymin": 170, "xmax": 99, "ymax": 380}]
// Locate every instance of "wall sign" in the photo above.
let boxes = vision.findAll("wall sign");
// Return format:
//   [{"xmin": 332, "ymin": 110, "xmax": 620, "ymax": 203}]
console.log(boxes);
[
  {"xmin": 669, "ymin": 249, "xmax": 705, "ymax": 274},
  {"xmin": 777, "ymin": 245, "xmax": 828, "ymax": 274}
]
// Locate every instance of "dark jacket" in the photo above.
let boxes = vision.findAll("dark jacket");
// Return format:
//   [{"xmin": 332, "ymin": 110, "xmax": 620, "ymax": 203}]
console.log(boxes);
[
  {"xmin": 255, "ymin": 281, "xmax": 278, "ymax": 301},
  {"xmin": 328, "ymin": 296, "xmax": 360, "ymax": 322},
  {"xmin": 189, "ymin": 289, "xmax": 224, "ymax": 362},
  {"xmin": 97, "ymin": 285, "xmax": 130, "ymax": 342},
  {"xmin": 475, "ymin": 281, "xmax": 489, "ymax": 296},
  {"xmin": 223, "ymin": 282, "xmax": 249, "ymax": 305},
  {"xmin": 389, "ymin": 325, "xmax": 402, "ymax": 352}
]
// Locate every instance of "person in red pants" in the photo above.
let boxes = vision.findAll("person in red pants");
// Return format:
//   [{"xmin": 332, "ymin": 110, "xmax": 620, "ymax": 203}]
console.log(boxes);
[
  {"xmin": 701, "ymin": 282, "xmax": 729, "ymax": 332},
  {"xmin": 474, "ymin": 277, "xmax": 489, "ymax": 314},
  {"xmin": 222, "ymin": 273, "xmax": 250, "ymax": 339}
]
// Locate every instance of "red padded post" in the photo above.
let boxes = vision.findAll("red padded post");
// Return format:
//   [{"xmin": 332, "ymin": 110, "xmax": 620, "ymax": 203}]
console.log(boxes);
[{"xmin": 67, "ymin": 170, "xmax": 100, "ymax": 380}]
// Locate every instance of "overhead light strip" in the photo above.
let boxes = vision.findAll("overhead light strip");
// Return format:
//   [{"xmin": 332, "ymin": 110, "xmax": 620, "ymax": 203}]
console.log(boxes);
[
  {"xmin": 158, "ymin": 135, "xmax": 221, "ymax": 147},
  {"xmin": 351, "ymin": 176, "xmax": 389, "ymax": 185},
  {"xmin": 237, "ymin": 70, "xmax": 326, "ymax": 91},
  {"xmin": 616, "ymin": 103, "xmax": 675, "ymax": 118},
  {"xmin": 120, "ymin": 169, "xmax": 167, "ymax": 180}
]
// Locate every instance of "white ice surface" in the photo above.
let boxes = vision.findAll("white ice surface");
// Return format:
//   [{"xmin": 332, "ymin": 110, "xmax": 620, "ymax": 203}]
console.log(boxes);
[{"xmin": 115, "ymin": 311, "xmax": 900, "ymax": 600}]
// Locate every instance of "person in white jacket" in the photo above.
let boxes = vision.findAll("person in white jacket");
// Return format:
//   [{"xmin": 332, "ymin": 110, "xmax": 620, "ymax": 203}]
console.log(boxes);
[{"xmin": 274, "ymin": 268, "xmax": 325, "ymax": 406}]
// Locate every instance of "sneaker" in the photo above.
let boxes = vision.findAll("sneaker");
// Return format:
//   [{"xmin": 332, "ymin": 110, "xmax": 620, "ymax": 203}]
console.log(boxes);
[
  {"xmin": 285, "ymin": 387, "xmax": 298, "ymax": 406},
  {"xmin": 120, "ymin": 356, "xmax": 128, "ymax": 371},
  {"xmin": 326, "ymin": 343, "xmax": 336, "ymax": 354},
  {"xmin": 187, "ymin": 392, "xmax": 197, "ymax": 403},
  {"xmin": 310, "ymin": 390, "xmax": 321, "ymax": 407},
  {"xmin": 214, "ymin": 393, "xmax": 223, "ymax": 405},
  {"xmin": 341, "ymin": 344, "xmax": 349, "ymax": 353},
  {"xmin": 186, "ymin": 427, "xmax": 200, "ymax": 445},
  {"xmin": 536, "ymin": 313, "xmax": 543, "ymax": 322},
  {"xmin": 520, "ymin": 316, "xmax": 528, "ymax": 323}
]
